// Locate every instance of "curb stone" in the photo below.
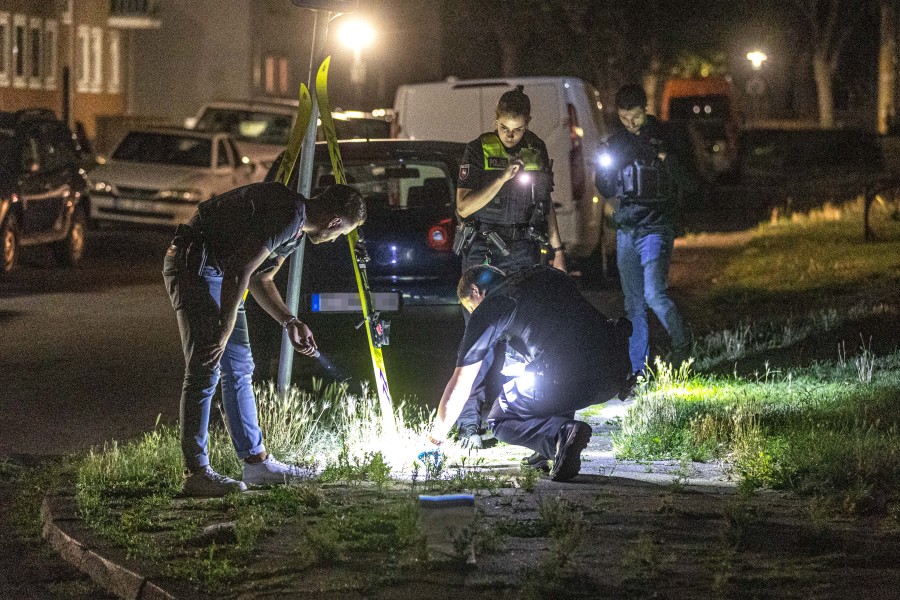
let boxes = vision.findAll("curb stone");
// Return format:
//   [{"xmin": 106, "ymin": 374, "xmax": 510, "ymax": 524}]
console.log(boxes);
[{"xmin": 40, "ymin": 494, "xmax": 180, "ymax": 600}]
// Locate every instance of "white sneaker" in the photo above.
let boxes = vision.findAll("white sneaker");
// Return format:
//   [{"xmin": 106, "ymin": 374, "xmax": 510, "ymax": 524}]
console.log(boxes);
[
  {"xmin": 183, "ymin": 466, "xmax": 248, "ymax": 497},
  {"xmin": 242, "ymin": 454, "xmax": 317, "ymax": 485}
]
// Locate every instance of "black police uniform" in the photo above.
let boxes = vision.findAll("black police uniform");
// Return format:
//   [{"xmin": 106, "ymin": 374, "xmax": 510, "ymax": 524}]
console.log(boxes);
[
  {"xmin": 456, "ymin": 266, "xmax": 632, "ymax": 460},
  {"xmin": 457, "ymin": 129, "xmax": 554, "ymax": 271},
  {"xmin": 454, "ymin": 130, "xmax": 556, "ymax": 440},
  {"xmin": 595, "ymin": 114, "xmax": 694, "ymax": 232}
]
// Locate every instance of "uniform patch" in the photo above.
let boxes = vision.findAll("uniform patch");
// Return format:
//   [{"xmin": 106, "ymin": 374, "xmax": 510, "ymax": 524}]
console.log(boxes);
[
  {"xmin": 459, "ymin": 164, "xmax": 470, "ymax": 180},
  {"xmin": 487, "ymin": 156, "xmax": 508, "ymax": 169}
]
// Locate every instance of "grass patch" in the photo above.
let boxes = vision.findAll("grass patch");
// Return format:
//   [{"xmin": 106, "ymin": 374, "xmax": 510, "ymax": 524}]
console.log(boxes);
[{"xmin": 615, "ymin": 199, "xmax": 900, "ymax": 510}]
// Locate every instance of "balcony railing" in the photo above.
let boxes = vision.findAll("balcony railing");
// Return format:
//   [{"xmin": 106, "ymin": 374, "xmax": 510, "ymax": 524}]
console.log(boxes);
[
  {"xmin": 108, "ymin": 0, "xmax": 161, "ymax": 29},
  {"xmin": 110, "ymin": 0, "xmax": 159, "ymax": 16}
]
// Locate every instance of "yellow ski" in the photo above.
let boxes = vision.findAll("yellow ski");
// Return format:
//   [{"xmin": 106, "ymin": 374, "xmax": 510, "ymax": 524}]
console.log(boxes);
[
  {"xmin": 274, "ymin": 83, "xmax": 313, "ymax": 186},
  {"xmin": 315, "ymin": 56, "xmax": 396, "ymax": 436}
]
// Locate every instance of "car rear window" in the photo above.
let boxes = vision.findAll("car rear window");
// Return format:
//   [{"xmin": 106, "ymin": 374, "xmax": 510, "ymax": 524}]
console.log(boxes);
[
  {"xmin": 314, "ymin": 160, "xmax": 453, "ymax": 213},
  {"xmin": 112, "ymin": 131, "xmax": 213, "ymax": 168},
  {"xmin": 195, "ymin": 108, "xmax": 293, "ymax": 145}
]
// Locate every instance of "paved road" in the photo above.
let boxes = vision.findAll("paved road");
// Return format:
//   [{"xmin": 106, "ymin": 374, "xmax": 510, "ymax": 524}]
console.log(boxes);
[{"xmin": 0, "ymin": 227, "xmax": 473, "ymax": 457}]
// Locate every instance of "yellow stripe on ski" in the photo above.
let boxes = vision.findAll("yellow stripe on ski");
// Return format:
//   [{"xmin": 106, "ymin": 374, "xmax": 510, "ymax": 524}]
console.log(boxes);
[
  {"xmin": 315, "ymin": 56, "xmax": 396, "ymax": 437},
  {"xmin": 274, "ymin": 83, "xmax": 313, "ymax": 186}
]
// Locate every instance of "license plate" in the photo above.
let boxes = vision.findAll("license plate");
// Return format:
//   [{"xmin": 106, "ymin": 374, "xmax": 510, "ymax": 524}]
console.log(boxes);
[{"xmin": 309, "ymin": 292, "xmax": 401, "ymax": 313}]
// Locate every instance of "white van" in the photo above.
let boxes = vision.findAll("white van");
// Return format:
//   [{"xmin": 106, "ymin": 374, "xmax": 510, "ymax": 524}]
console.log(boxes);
[{"xmin": 392, "ymin": 77, "xmax": 615, "ymax": 280}]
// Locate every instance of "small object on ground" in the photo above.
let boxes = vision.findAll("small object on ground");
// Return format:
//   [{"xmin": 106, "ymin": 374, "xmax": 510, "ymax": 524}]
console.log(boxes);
[
  {"xmin": 183, "ymin": 466, "xmax": 247, "ymax": 497},
  {"xmin": 550, "ymin": 421, "xmax": 592, "ymax": 482},
  {"xmin": 190, "ymin": 522, "xmax": 238, "ymax": 546},
  {"xmin": 418, "ymin": 494, "xmax": 477, "ymax": 564}
]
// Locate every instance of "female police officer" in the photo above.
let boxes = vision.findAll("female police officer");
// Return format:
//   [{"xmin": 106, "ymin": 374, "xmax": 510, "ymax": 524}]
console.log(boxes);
[
  {"xmin": 452, "ymin": 86, "xmax": 566, "ymax": 447},
  {"xmin": 456, "ymin": 85, "xmax": 566, "ymax": 273}
]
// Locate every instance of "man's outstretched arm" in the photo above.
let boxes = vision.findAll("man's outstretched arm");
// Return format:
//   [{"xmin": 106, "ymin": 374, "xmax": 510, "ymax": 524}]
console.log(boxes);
[{"xmin": 429, "ymin": 361, "xmax": 483, "ymax": 444}]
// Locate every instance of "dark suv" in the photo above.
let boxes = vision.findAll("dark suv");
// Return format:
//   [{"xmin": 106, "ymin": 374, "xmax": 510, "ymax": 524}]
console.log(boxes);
[{"xmin": 0, "ymin": 109, "xmax": 90, "ymax": 275}]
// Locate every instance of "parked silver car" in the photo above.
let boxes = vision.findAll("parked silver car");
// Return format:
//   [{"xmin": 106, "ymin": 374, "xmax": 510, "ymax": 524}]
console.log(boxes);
[
  {"xmin": 89, "ymin": 128, "xmax": 255, "ymax": 227},
  {"xmin": 187, "ymin": 99, "xmax": 395, "ymax": 176}
]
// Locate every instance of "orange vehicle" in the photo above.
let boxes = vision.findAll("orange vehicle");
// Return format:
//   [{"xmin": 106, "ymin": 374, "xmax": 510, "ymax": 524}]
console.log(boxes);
[{"xmin": 660, "ymin": 76, "xmax": 742, "ymax": 179}]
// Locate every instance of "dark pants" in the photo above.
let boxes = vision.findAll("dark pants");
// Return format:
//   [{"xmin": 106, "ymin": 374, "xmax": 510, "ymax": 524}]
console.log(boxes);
[
  {"xmin": 163, "ymin": 244, "xmax": 265, "ymax": 472},
  {"xmin": 488, "ymin": 373, "xmax": 619, "ymax": 459}
]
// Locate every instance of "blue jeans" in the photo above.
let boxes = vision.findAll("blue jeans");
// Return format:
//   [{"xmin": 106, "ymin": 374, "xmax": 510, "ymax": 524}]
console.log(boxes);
[
  {"xmin": 163, "ymin": 245, "xmax": 265, "ymax": 472},
  {"xmin": 617, "ymin": 229, "xmax": 689, "ymax": 373}
]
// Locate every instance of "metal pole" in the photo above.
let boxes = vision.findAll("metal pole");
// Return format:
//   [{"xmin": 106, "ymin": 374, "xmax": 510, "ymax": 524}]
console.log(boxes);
[{"xmin": 277, "ymin": 10, "xmax": 331, "ymax": 393}]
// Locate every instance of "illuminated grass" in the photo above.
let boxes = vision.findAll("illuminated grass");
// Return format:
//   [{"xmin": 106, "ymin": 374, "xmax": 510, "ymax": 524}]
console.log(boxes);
[
  {"xmin": 714, "ymin": 198, "xmax": 900, "ymax": 295},
  {"xmin": 615, "ymin": 327, "xmax": 900, "ymax": 507},
  {"xmin": 614, "ymin": 197, "xmax": 900, "ymax": 507}
]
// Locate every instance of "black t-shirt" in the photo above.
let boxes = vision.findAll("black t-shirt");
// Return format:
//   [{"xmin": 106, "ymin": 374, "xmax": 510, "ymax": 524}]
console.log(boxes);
[
  {"xmin": 457, "ymin": 266, "xmax": 617, "ymax": 381},
  {"xmin": 191, "ymin": 181, "xmax": 307, "ymax": 274}
]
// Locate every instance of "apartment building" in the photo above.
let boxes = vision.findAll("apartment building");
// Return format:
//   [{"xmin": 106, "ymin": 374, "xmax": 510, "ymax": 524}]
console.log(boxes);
[{"xmin": 0, "ymin": 0, "xmax": 159, "ymax": 138}]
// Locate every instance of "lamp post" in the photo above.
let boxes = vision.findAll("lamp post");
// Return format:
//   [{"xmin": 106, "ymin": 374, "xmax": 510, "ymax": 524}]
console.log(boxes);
[
  {"xmin": 337, "ymin": 18, "xmax": 375, "ymax": 105},
  {"xmin": 745, "ymin": 50, "xmax": 769, "ymax": 123},
  {"xmin": 746, "ymin": 50, "xmax": 768, "ymax": 71}
]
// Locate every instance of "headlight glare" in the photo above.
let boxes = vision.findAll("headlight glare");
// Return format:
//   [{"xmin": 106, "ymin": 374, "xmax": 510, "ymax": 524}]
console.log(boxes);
[
  {"xmin": 93, "ymin": 181, "xmax": 114, "ymax": 194},
  {"xmin": 157, "ymin": 189, "xmax": 204, "ymax": 202}
]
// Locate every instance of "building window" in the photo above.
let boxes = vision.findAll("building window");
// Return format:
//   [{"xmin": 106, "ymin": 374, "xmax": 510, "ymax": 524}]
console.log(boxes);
[
  {"xmin": 44, "ymin": 20, "xmax": 57, "ymax": 90},
  {"xmin": 264, "ymin": 55, "xmax": 275, "ymax": 95},
  {"xmin": 0, "ymin": 13, "xmax": 10, "ymax": 87},
  {"xmin": 107, "ymin": 29, "xmax": 120, "ymax": 93},
  {"xmin": 13, "ymin": 14, "xmax": 26, "ymax": 88},
  {"xmin": 263, "ymin": 54, "xmax": 289, "ymax": 96},
  {"xmin": 90, "ymin": 27, "xmax": 102, "ymax": 93},
  {"xmin": 62, "ymin": 0, "xmax": 73, "ymax": 26},
  {"xmin": 253, "ymin": 51, "xmax": 261, "ymax": 90},
  {"xmin": 28, "ymin": 17, "xmax": 41, "ymax": 88},
  {"xmin": 76, "ymin": 24, "xmax": 89, "ymax": 92},
  {"xmin": 279, "ymin": 57, "xmax": 288, "ymax": 95}
]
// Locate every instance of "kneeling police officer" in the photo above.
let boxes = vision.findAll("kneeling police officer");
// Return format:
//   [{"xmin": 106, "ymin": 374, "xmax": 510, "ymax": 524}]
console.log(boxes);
[{"xmin": 429, "ymin": 265, "xmax": 633, "ymax": 482}]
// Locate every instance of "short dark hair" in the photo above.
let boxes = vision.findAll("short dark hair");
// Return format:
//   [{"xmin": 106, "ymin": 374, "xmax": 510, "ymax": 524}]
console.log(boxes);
[
  {"xmin": 314, "ymin": 184, "xmax": 366, "ymax": 225},
  {"xmin": 615, "ymin": 84, "xmax": 648, "ymax": 111},
  {"xmin": 457, "ymin": 265, "xmax": 507, "ymax": 301},
  {"xmin": 496, "ymin": 85, "xmax": 531, "ymax": 119}
]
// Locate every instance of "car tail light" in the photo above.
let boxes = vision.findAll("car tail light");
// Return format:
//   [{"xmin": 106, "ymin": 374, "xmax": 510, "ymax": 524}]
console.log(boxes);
[
  {"xmin": 568, "ymin": 103, "xmax": 586, "ymax": 202},
  {"xmin": 427, "ymin": 218, "xmax": 454, "ymax": 252}
]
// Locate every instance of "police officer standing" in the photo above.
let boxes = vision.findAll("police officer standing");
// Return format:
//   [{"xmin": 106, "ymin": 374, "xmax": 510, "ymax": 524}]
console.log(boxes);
[
  {"xmin": 596, "ymin": 84, "xmax": 696, "ymax": 375},
  {"xmin": 452, "ymin": 86, "xmax": 567, "ymax": 447}
]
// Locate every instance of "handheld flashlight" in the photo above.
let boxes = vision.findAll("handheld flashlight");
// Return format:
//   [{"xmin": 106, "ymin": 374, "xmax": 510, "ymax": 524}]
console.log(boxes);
[
  {"xmin": 598, "ymin": 151, "xmax": 613, "ymax": 169},
  {"xmin": 518, "ymin": 172, "xmax": 532, "ymax": 185}
]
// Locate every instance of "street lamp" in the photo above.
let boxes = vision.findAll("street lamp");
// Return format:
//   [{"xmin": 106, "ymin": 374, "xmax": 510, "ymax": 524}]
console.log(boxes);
[
  {"xmin": 337, "ymin": 18, "xmax": 375, "ymax": 87},
  {"xmin": 746, "ymin": 50, "xmax": 768, "ymax": 70}
]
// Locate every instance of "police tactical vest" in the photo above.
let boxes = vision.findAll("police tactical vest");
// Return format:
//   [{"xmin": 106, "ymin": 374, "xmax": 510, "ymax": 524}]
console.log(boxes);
[{"xmin": 474, "ymin": 132, "xmax": 546, "ymax": 225}]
